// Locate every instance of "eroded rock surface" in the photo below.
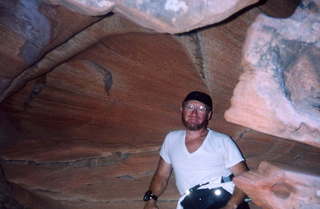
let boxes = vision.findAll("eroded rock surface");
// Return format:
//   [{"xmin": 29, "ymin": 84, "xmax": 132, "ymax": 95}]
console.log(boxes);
[
  {"xmin": 234, "ymin": 161, "xmax": 320, "ymax": 209},
  {"xmin": 47, "ymin": 0, "xmax": 259, "ymax": 33},
  {"xmin": 225, "ymin": 0, "xmax": 320, "ymax": 148}
]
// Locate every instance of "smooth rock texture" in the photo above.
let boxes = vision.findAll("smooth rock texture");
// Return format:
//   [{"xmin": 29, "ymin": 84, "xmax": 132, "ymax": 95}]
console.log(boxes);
[
  {"xmin": 225, "ymin": 0, "xmax": 320, "ymax": 148},
  {"xmin": 0, "ymin": 0, "xmax": 99, "ymax": 87},
  {"xmin": 0, "ymin": 14, "xmax": 151, "ymax": 103},
  {"xmin": 0, "ymin": 110, "xmax": 21, "ymax": 147},
  {"xmin": 2, "ymin": 33, "xmax": 207, "ymax": 145},
  {"xmin": 2, "ymin": 150, "xmax": 179, "ymax": 209},
  {"xmin": 0, "ymin": 166, "xmax": 27, "ymax": 209}
]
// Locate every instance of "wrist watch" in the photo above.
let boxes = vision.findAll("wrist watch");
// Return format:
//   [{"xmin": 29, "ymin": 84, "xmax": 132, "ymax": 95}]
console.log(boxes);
[{"xmin": 143, "ymin": 190, "xmax": 158, "ymax": 201}]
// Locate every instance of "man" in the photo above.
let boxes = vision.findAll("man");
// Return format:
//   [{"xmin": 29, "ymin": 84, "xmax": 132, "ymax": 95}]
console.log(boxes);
[{"xmin": 143, "ymin": 91, "xmax": 249, "ymax": 209}]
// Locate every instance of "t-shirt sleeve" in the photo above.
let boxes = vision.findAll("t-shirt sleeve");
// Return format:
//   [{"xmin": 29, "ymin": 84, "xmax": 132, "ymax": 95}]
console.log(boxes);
[
  {"xmin": 159, "ymin": 133, "xmax": 171, "ymax": 164},
  {"xmin": 223, "ymin": 136, "xmax": 244, "ymax": 168}
]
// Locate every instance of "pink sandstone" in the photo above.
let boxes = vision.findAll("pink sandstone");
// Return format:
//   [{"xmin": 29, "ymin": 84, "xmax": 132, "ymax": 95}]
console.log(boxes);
[
  {"xmin": 234, "ymin": 161, "xmax": 320, "ymax": 209},
  {"xmin": 47, "ymin": 0, "xmax": 259, "ymax": 33},
  {"xmin": 225, "ymin": 0, "xmax": 320, "ymax": 148}
]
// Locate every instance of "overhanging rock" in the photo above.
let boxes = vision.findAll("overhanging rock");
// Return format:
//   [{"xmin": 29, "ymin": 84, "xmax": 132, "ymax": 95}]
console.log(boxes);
[
  {"xmin": 225, "ymin": 0, "xmax": 320, "ymax": 148},
  {"xmin": 46, "ymin": 0, "xmax": 259, "ymax": 33}
]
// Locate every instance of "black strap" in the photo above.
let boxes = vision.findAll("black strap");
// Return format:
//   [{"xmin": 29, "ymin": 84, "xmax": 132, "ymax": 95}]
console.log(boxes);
[
  {"xmin": 187, "ymin": 174, "xmax": 234, "ymax": 194},
  {"xmin": 143, "ymin": 190, "xmax": 158, "ymax": 201},
  {"xmin": 221, "ymin": 174, "xmax": 234, "ymax": 183},
  {"xmin": 188, "ymin": 182, "xmax": 209, "ymax": 193}
]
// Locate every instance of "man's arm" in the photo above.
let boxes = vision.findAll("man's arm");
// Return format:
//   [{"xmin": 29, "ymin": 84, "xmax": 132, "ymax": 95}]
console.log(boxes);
[
  {"xmin": 143, "ymin": 157, "xmax": 172, "ymax": 209},
  {"xmin": 222, "ymin": 161, "xmax": 249, "ymax": 209}
]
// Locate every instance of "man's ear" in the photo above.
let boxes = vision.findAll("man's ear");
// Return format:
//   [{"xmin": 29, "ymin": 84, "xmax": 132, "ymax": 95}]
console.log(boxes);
[{"xmin": 208, "ymin": 111, "xmax": 213, "ymax": 120}]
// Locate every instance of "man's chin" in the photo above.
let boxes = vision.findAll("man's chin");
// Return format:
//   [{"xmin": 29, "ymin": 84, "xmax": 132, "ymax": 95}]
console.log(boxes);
[
  {"xmin": 182, "ymin": 116, "xmax": 208, "ymax": 131},
  {"xmin": 186, "ymin": 126, "xmax": 202, "ymax": 131},
  {"xmin": 183, "ymin": 122, "xmax": 203, "ymax": 131}
]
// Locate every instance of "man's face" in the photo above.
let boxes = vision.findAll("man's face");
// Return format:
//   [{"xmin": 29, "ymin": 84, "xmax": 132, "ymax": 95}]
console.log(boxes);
[{"xmin": 181, "ymin": 100, "xmax": 212, "ymax": 130}]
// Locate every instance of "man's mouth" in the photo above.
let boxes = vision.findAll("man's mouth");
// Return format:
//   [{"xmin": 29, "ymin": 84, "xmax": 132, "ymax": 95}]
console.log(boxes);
[{"xmin": 187, "ymin": 118, "xmax": 200, "ymax": 123}]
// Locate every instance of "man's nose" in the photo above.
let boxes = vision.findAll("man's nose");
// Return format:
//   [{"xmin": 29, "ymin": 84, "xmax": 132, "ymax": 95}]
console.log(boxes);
[{"xmin": 190, "ymin": 109, "xmax": 198, "ymax": 114}]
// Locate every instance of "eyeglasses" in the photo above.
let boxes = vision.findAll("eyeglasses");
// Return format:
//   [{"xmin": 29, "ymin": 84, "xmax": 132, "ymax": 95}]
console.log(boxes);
[{"xmin": 183, "ymin": 104, "xmax": 207, "ymax": 113}]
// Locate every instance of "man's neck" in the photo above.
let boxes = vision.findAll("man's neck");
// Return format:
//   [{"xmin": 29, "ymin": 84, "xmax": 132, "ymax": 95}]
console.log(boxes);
[{"xmin": 185, "ymin": 128, "xmax": 208, "ymax": 141}]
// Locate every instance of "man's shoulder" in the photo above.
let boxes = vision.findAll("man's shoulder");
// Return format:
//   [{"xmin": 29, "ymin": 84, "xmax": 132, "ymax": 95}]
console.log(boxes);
[
  {"xmin": 208, "ymin": 129, "xmax": 230, "ymax": 138},
  {"xmin": 162, "ymin": 130, "xmax": 184, "ymax": 148},
  {"xmin": 208, "ymin": 129, "xmax": 233, "ymax": 143},
  {"xmin": 166, "ymin": 129, "xmax": 185, "ymax": 138}
]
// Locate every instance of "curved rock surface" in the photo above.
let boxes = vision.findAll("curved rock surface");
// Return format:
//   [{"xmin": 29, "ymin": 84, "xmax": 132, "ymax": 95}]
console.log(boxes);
[
  {"xmin": 0, "ymin": 14, "xmax": 152, "ymax": 103},
  {"xmin": 47, "ymin": 0, "xmax": 259, "ymax": 33},
  {"xmin": 0, "ymin": 0, "xmax": 99, "ymax": 86}
]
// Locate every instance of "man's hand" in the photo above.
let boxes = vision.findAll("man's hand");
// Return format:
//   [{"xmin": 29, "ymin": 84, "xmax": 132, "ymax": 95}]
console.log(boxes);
[
  {"xmin": 143, "ymin": 158, "xmax": 172, "ymax": 209},
  {"xmin": 143, "ymin": 200, "xmax": 159, "ymax": 209},
  {"xmin": 222, "ymin": 161, "xmax": 249, "ymax": 209},
  {"xmin": 221, "ymin": 202, "xmax": 238, "ymax": 209}
]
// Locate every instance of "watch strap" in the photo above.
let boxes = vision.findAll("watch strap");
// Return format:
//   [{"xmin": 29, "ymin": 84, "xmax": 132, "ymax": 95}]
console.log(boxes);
[{"xmin": 143, "ymin": 190, "xmax": 158, "ymax": 201}]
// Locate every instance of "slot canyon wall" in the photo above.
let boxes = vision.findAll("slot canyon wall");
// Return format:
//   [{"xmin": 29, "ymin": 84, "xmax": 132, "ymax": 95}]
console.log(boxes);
[{"xmin": 0, "ymin": 0, "xmax": 319, "ymax": 209}]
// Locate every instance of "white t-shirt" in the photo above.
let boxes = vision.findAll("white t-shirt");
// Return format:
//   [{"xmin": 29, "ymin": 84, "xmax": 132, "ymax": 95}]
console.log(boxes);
[{"xmin": 160, "ymin": 129, "xmax": 244, "ymax": 195}]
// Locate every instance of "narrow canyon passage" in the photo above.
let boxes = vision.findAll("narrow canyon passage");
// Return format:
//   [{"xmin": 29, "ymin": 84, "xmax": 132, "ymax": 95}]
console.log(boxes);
[{"xmin": 0, "ymin": 0, "xmax": 319, "ymax": 209}]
